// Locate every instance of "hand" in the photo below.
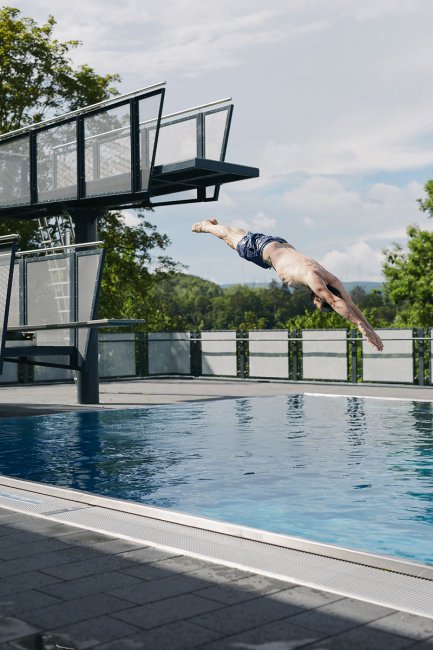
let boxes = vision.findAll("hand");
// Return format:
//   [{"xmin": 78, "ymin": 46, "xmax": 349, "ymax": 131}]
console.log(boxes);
[{"xmin": 359, "ymin": 323, "xmax": 383, "ymax": 352}]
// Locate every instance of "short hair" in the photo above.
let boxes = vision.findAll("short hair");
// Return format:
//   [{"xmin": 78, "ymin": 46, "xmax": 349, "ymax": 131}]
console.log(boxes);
[{"xmin": 311, "ymin": 285, "xmax": 342, "ymax": 313}]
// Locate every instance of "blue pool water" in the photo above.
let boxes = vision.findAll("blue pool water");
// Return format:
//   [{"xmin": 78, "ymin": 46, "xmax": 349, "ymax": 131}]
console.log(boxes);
[{"xmin": 0, "ymin": 394, "xmax": 432, "ymax": 565}]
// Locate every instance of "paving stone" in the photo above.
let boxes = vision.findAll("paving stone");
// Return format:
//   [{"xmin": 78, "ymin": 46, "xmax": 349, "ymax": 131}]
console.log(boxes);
[
  {"xmin": 80, "ymin": 538, "xmax": 149, "ymax": 556},
  {"xmin": 408, "ymin": 639, "xmax": 433, "ymax": 649},
  {"xmin": 95, "ymin": 620, "xmax": 223, "ymax": 650},
  {"xmin": 58, "ymin": 530, "xmax": 124, "ymax": 547},
  {"xmin": 0, "ymin": 571, "xmax": 61, "ymax": 597},
  {"xmin": 266, "ymin": 585, "xmax": 345, "ymax": 610},
  {"xmin": 75, "ymin": 637, "xmax": 146, "ymax": 650},
  {"xmin": 117, "ymin": 546, "xmax": 181, "ymax": 565},
  {"xmin": 4, "ymin": 519, "xmax": 70, "ymax": 533},
  {"xmin": 0, "ymin": 524, "xmax": 27, "ymax": 538},
  {"xmin": 0, "ymin": 531, "xmax": 54, "ymax": 546},
  {"xmin": 38, "ymin": 570, "xmax": 143, "ymax": 601},
  {"xmin": 197, "ymin": 574, "xmax": 295, "ymax": 605},
  {"xmin": 0, "ymin": 590, "xmax": 61, "ymax": 616},
  {"xmin": 0, "ymin": 618, "xmax": 38, "ymax": 643},
  {"xmin": 0, "ymin": 508, "xmax": 16, "ymax": 516},
  {"xmin": 20, "ymin": 593, "xmax": 132, "ymax": 629},
  {"xmin": 190, "ymin": 593, "xmax": 304, "ymax": 636},
  {"xmin": 183, "ymin": 564, "xmax": 253, "ymax": 585},
  {"xmin": 287, "ymin": 597, "xmax": 394, "ymax": 635},
  {"xmin": 119, "ymin": 554, "xmax": 212, "ymax": 582},
  {"xmin": 126, "ymin": 554, "xmax": 213, "ymax": 574},
  {"xmin": 195, "ymin": 617, "xmax": 320, "ymax": 649},
  {"xmin": 39, "ymin": 553, "xmax": 130, "ymax": 580},
  {"xmin": 51, "ymin": 614, "xmax": 141, "ymax": 649},
  {"xmin": 24, "ymin": 523, "xmax": 84, "ymax": 539},
  {"xmin": 0, "ymin": 538, "xmax": 68, "ymax": 561},
  {"xmin": 0, "ymin": 515, "xmax": 28, "ymax": 527},
  {"xmin": 9, "ymin": 633, "xmax": 77, "ymax": 650},
  {"xmin": 302, "ymin": 625, "xmax": 416, "ymax": 649},
  {"xmin": 0, "ymin": 546, "xmax": 103, "ymax": 578},
  {"xmin": 109, "ymin": 573, "xmax": 210, "ymax": 605},
  {"xmin": 370, "ymin": 611, "xmax": 433, "ymax": 641},
  {"xmin": 113, "ymin": 593, "xmax": 224, "ymax": 630}
]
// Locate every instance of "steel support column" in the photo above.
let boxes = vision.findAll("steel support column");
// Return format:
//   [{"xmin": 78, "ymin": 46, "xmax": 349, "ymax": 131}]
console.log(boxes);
[{"xmin": 72, "ymin": 209, "xmax": 101, "ymax": 404}]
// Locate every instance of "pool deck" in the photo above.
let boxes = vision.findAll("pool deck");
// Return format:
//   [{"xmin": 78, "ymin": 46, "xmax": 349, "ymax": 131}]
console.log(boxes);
[{"xmin": 0, "ymin": 378, "xmax": 432, "ymax": 649}]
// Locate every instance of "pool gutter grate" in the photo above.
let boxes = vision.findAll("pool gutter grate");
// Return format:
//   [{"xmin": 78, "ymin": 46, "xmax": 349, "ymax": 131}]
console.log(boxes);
[{"xmin": 0, "ymin": 475, "xmax": 432, "ymax": 620}]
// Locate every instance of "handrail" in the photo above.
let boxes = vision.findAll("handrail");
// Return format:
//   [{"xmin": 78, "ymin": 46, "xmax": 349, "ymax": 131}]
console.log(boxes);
[
  {"xmin": 16, "ymin": 241, "xmax": 103, "ymax": 256},
  {"xmin": 8, "ymin": 319, "xmax": 146, "ymax": 332},
  {"xmin": 160, "ymin": 98, "xmax": 232, "ymax": 121},
  {"xmin": 0, "ymin": 234, "xmax": 19, "ymax": 242},
  {"xmin": 0, "ymin": 82, "xmax": 166, "ymax": 141}
]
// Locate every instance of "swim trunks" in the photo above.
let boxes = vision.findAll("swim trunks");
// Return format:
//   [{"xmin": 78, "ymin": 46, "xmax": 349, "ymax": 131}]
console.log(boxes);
[{"xmin": 236, "ymin": 232, "xmax": 288, "ymax": 269}]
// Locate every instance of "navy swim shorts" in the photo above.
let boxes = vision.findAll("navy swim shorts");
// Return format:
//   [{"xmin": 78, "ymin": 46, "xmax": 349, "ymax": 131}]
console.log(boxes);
[{"xmin": 236, "ymin": 232, "xmax": 288, "ymax": 269}]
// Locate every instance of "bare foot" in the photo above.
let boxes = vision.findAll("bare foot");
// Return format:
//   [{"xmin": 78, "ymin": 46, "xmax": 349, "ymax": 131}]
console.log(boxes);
[{"xmin": 192, "ymin": 218, "xmax": 218, "ymax": 233}]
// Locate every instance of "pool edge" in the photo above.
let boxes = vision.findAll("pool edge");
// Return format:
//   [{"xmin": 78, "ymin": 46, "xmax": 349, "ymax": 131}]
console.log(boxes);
[{"xmin": 0, "ymin": 474, "xmax": 432, "ymax": 580}]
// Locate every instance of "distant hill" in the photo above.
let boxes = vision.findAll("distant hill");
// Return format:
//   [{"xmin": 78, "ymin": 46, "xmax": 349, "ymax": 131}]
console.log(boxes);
[
  {"xmin": 342, "ymin": 281, "xmax": 383, "ymax": 292},
  {"xmin": 220, "ymin": 281, "xmax": 383, "ymax": 292}
]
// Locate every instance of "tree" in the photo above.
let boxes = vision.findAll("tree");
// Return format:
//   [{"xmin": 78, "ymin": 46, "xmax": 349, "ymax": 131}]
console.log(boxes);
[
  {"xmin": 0, "ymin": 7, "xmax": 121, "ymax": 248},
  {"xmin": 0, "ymin": 7, "xmax": 180, "ymax": 321},
  {"xmin": 0, "ymin": 7, "xmax": 119, "ymax": 132},
  {"xmin": 382, "ymin": 224, "xmax": 433, "ymax": 327},
  {"xmin": 382, "ymin": 174, "xmax": 433, "ymax": 326},
  {"xmin": 97, "ymin": 210, "xmax": 181, "ymax": 322}
]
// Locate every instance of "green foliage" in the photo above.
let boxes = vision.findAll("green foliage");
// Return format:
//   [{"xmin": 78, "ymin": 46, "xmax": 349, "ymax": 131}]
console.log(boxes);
[
  {"xmin": 0, "ymin": 7, "xmax": 179, "ymax": 325},
  {"xmin": 97, "ymin": 210, "xmax": 183, "ymax": 322},
  {"xmin": 0, "ymin": 7, "xmax": 121, "ymax": 248},
  {"xmin": 418, "ymin": 179, "xmax": 433, "ymax": 218},
  {"xmin": 138, "ymin": 274, "xmax": 394, "ymax": 332},
  {"xmin": 149, "ymin": 274, "xmax": 223, "ymax": 331},
  {"xmin": 0, "ymin": 7, "xmax": 119, "ymax": 132},
  {"xmin": 383, "ymin": 223, "xmax": 433, "ymax": 327}
]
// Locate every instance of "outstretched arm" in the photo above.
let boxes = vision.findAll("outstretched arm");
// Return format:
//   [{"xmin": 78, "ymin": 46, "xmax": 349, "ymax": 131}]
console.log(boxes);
[{"xmin": 310, "ymin": 275, "xmax": 384, "ymax": 351}]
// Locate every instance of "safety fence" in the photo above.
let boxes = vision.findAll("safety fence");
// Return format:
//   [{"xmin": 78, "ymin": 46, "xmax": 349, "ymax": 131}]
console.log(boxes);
[{"xmin": 2, "ymin": 327, "xmax": 432, "ymax": 386}]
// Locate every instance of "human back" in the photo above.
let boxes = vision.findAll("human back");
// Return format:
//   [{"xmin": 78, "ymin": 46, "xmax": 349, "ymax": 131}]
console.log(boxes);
[{"xmin": 262, "ymin": 241, "xmax": 335, "ymax": 289}]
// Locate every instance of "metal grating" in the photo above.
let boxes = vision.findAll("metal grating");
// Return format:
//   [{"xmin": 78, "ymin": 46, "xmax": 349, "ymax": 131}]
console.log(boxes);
[{"xmin": 0, "ymin": 477, "xmax": 432, "ymax": 619}]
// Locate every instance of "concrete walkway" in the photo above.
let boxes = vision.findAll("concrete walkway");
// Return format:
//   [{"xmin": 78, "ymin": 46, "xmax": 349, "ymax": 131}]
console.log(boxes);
[
  {"xmin": 0, "ymin": 506, "xmax": 433, "ymax": 650},
  {"xmin": 0, "ymin": 377, "xmax": 432, "ymax": 417},
  {"xmin": 0, "ymin": 378, "xmax": 432, "ymax": 648}
]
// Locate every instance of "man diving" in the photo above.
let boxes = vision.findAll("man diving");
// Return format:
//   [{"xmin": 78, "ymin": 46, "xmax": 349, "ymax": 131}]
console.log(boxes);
[{"xmin": 192, "ymin": 218, "xmax": 383, "ymax": 351}]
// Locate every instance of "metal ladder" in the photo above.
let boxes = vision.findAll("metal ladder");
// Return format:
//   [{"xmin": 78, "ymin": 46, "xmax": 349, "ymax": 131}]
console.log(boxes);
[
  {"xmin": 36, "ymin": 216, "xmax": 76, "ymax": 375},
  {"xmin": 37, "ymin": 215, "xmax": 75, "ymax": 325}
]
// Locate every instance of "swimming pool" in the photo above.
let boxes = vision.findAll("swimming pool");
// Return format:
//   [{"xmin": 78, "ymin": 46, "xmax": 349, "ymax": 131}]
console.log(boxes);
[{"xmin": 0, "ymin": 393, "xmax": 432, "ymax": 565}]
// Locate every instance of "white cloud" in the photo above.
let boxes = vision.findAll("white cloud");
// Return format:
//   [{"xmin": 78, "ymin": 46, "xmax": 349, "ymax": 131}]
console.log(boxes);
[
  {"xmin": 282, "ymin": 177, "xmax": 423, "ymax": 227},
  {"xmin": 283, "ymin": 178, "xmax": 362, "ymax": 213},
  {"xmin": 121, "ymin": 209, "xmax": 140, "ymax": 226},
  {"xmin": 230, "ymin": 211, "xmax": 276, "ymax": 232},
  {"xmin": 319, "ymin": 241, "xmax": 384, "ymax": 282},
  {"xmin": 11, "ymin": 0, "xmax": 433, "ymax": 286}
]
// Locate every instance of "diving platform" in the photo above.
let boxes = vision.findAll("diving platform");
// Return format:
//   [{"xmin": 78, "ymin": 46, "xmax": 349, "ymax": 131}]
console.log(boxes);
[
  {"xmin": 0, "ymin": 83, "xmax": 259, "ymax": 404},
  {"xmin": 0, "ymin": 83, "xmax": 259, "ymax": 217}
]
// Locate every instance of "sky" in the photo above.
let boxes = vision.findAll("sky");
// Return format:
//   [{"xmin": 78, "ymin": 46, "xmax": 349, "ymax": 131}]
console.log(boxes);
[{"xmin": 12, "ymin": 0, "xmax": 433, "ymax": 285}]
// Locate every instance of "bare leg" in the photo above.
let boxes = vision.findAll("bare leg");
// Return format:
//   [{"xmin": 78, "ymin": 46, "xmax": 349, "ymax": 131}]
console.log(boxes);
[{"xmin": 192, "ymin": 218, "xmax": 246, "ymax": 250}]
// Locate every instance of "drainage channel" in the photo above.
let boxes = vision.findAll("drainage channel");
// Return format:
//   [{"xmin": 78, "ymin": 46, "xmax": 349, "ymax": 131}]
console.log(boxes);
[{"xmin": 0, "ymin": 475, "xmax": 432, "ymax": 620}]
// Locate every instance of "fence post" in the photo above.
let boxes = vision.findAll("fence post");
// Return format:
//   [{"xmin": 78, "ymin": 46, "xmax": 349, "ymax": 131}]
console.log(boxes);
[
  {"xmin": 418, "ymin": 327, "xmax": 425, "ymax": 386},
  {"xmin": 190, "ymin": 331, "xmax": 202, "ymax": 377},
  {"xmin": 137, "ymin": 332, "xmax": 147, "ymax": 377},
  {"xmin": 291, "ymin": 329, "xmax": 298, "ymax": 380},
  {"xmin": 238, "ymin": 330, "xmax": 246, "ymax": 379},
  {"xmin": 350, "ymin": 329, "xmax": 358, "ymax": 383}
]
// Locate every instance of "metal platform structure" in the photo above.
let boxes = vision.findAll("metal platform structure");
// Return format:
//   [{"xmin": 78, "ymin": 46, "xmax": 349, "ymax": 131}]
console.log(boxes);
[
  {"xmin": 0, "ymin": 83, "xmax": 259, "ymax": 404},
  {"xmin": 0, "ymin": 82, "xmax": 258, "ymax": 216}
]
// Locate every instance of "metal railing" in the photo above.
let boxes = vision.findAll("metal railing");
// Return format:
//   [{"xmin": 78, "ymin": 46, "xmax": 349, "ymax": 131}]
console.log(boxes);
[{"xmin": 3, "ymin": 328, "xmax": 432, "ymax": 386}]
